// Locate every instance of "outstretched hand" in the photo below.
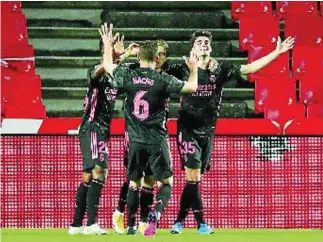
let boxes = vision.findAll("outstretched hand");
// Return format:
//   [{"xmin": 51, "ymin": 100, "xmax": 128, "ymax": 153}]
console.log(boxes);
[
  {"xmin": 98, "ymin": 23, "xmax": 119, "ymax": 49},
  {"xmin": 275, "ymin": 36, "xmax": 295, "ymax": 54},
  {"xmin": 113, "ymin": 34, "xmax": 125, "ymax": 56},
  {"xmin": 183, "ymin": 49, "xmax": 198, "ymax": 71}
]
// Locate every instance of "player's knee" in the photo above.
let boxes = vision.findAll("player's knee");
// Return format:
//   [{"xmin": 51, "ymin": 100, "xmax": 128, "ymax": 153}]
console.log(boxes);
[
  {"xmin": 159, "ymin": 176, "xmax": 173, "ymax": 187},
  {"xmin": 185, "ymin": 168, "xmax": 201, "ymax": 182},
  {"xmin": 92, "ymin": 165, "xmax": 108, "ymax": 182},
  {"xmin": 129, "ymin": 180, "xmax": 141, "ymax": 189},
  {"xmin": 143, "ymin": 176, "xmax": 155, "ymax": 188},
  {"xmin": 82, "ymin": 172, "xmax": 92, "ymax": 183}
]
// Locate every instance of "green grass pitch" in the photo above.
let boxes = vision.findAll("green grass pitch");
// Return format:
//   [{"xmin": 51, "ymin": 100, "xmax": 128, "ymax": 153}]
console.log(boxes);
[{"xmin": 2, "ymin": 229, "xmax": 323, "ymax": 242}]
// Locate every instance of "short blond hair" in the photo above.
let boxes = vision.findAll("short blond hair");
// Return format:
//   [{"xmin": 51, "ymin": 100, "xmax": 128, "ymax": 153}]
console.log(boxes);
[{"xmin": 156, "ymin": 39, "xmax": 169, "ymax": 54}]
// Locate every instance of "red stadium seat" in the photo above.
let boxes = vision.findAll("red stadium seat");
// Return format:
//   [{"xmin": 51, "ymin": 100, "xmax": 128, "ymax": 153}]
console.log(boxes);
[
  {"xmin": 276, "ymin": 1, "xmax": 318, "ymax": 19},
  {"xmin": 255, "ymin": 77, "xmax": 296, "ymax": 113},
  {"xmin": 307, "ymin": 104, "xmax": 323, "ymax": 118},
  {"xmin": 285, "ymin": 16, "xmax": 323, "ymax": 47},
  {"xmin": 1, "ymin": 72, "xmax": 42, "ymax": 105},
  {"xmin": 239, "ymin": 16, "xmax": 279, "ymax": 51},
  {"xmin": 231, "ymin": 1, "xmax": 273, "ymax": 20},
  {"xmin": 265, "ymin": 104, "xmax": 306, "ymax": 127},
  {"xmin": 1, "ymin": 71, "xmax": 45, "ymax": 118},
  {"xmin": 0, "ymin": 1, "xmax": 22, "ymax": 14},
  {"xmin": 299, "ymin": 75, "xmax": 323, "ymax": 104},
  {"xmin": 1, "ymin": 45, "xmax": 34, "ymax": 58},
  {"xmin": 292, "ymin": 46, "xmax": 323, "ymax": 79},
  {"xmin": 1, "ymin": 13, "xmax": 28, "ymax": 47},
  {"xmin": 247, "ymin": 45, "xmax": 289, "ymax": 81},
  {"xmin": 1, "ymin": 59, "xmax": 35, "ymax": 75}
]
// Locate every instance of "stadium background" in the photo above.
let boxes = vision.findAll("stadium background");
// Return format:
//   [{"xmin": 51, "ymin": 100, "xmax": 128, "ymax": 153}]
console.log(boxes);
[{"xmin": 1, "ymin": 0, "xmax": 323, "ymax": 234}]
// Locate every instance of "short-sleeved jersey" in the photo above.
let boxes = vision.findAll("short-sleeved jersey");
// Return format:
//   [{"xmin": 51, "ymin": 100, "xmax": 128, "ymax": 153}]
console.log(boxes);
[
  {"xmin": 80, "ymin": 64, "xmax": 118, "ymax": 132},
  {"xmin": 110, "ymin": 66, "xmax": 185, "ymax": 144},
  {"xmin": 166, "ymin": 61, "xmax": 241, "ymax": 136}
]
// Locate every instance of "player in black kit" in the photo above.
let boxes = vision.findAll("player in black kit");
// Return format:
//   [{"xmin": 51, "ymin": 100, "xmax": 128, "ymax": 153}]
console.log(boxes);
[
  {"xmin": 68, "ymin": 27, "xmax": 126, "ymax": 235},
  {"xmin": 99, "ymin": 23, "xmax": 198, "ymax": 236},
  {"xmin": 168, "ymin": 31, "xmax": 295, "ymax": 234},
  {"xmin": 112, "ymin": 40, "xmax": 170, "ymax": 235}
]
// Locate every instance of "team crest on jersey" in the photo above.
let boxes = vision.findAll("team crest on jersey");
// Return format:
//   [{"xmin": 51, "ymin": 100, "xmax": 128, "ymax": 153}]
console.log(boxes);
[
  {"xmin": 210, "ymin": 74, "xmax": 216, "ymax": 83},
  {"xmin": 105, "ymin": 87, "xmax": 118, "ymax": 101},
  {"xmin": 250, "ymin": 136, "xmax": 296, "ymax": 161}
]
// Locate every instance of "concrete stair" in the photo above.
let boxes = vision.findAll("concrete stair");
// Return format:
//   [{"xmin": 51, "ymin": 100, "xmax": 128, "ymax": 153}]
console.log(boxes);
[{"xmin": 22, "ymin": 1, "xmax": 256, "ymax": 118}]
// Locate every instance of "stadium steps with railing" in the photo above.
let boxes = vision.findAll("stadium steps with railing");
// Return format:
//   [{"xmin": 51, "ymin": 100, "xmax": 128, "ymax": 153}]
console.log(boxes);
[{"xmin": 22, "ymin": 1, "xmax": 255, "ymax": 118}]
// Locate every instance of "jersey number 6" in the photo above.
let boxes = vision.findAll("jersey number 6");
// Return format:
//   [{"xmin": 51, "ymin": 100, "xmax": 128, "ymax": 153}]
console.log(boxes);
[{"xmin": 133, "ymin": 90, "xmax": 149, "ymax": 120}]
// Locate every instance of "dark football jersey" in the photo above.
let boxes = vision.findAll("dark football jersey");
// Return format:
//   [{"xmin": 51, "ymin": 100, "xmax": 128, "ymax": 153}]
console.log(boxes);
[
  {"xmin": 110, "ymin": 66, "xmax": 185, "ymax": 144},
  {"xmin": 80, "ymin": 64, "xmax": 118, "ymax": 133},
  {"xmin": 166, "ymin": 61, "xmax": 241, "ymax": 136}
]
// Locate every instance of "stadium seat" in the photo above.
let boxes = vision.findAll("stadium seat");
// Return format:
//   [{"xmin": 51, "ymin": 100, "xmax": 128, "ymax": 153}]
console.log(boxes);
[
  {"xmin": 265, "ymin": 104, "xmax": 306, "ymax": 126},
  {"xmin": 0, "ymin": 1, "xmax": 22, "ymax": 14},
  {"xmin": 1, "ymin": 59, "xmax": 35, "ymax": 75},
  {"xmin": 247, "ymin": 45, "xmax": 289, "ymax": 81},
  {"xmin": 1, "ymin": 72, "xmax": 45, "ymax": 119},
  {"xmin": 239, "ymin": 16, "xmax": 279, "ymax": 51},
  {"xmin": 255, "ymin": 77, "xmax": 296, "ymax": 113},
  {"xmin": 1, "ymin": 72, "xmax": 42, "ymax": 104},
  {"xmin": 231, "ymin": 1, "xmax": 273, "ymax": 20},
  {"xmin": 1, "ymin": 45, "xmax": 34, "ymax": 58},
  {"xmin": 285, "ymin": 16, "xmax": 323, "ymax": 47},
  {"xmin": 307, "ymin": 104, "xmax": 323, "ymax": 118},
  {"xmin": 276, "ymin": 1, "xmax": 318, "ymax": 19},
  {"xmin": 292, "ymin": 46, "xmax": 323, "ymax": 79},
  {"xmin": 1, "ymin": 13, "xmax": 28, "ymax": 47},
  {"xmin": 299, "ymin": 75, "xmax": 323, "ymax": 104}
]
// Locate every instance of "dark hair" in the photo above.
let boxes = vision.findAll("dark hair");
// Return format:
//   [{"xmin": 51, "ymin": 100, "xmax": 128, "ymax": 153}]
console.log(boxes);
[
  {"xmin": 139, "ymin": 40, "xmax": 158, "ymax": 62},
  {"xmin": 190, "ymin": 30, "xmax": 212, "ymax": 47},
  {"xmin": 99, "ymin": 39, "xmax": 104, "ymax": 53}
]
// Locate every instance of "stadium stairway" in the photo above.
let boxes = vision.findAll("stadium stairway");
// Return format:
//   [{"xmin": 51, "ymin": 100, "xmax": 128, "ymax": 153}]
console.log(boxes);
[{"xmin": 22, "ymin": 1, "xmax": 256, "ymax": 118}]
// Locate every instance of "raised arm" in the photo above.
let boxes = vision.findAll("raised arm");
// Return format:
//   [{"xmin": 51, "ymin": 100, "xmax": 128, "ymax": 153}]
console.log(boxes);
[
  {"xmin": 180, "ymin": 50, "xmax": 198, "ymax": 93},
  {"xmin": 240, "ymin": 36, "xmax": 295, "ymax": 75},
  {"xmin": 99, "ymin": 23, "xmax": 118, "ymax": 76}
]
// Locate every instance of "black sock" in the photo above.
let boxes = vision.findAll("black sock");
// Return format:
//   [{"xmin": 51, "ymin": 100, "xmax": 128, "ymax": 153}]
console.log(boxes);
[
  {"xmin": 190, "ymin": 182, "xmax": 206, "ymax": 227},
  {"xmin": 175, "ymin": 182, "xmax": 192, "ymax": 223},
  {"xmin": 117, "ymin": 180, "xmax": 129, "ymax": 213},
  {"xmin": 155, "ymin": 184, "xmax": 172, "ymax": 217},
  {"xmin": 71, "ymin": 181, "xmax": 90, "ymax": 227},
  {"xmin": 127, "ymin": 186, "xmax": 140, "ymax": 227},
  {"xmin": 140, "ymin": 186, "xmax": 154, "ymax": 222},
  {"xmin": 86, "ymin": 179, "xmax": 104, "ymax": 226}
]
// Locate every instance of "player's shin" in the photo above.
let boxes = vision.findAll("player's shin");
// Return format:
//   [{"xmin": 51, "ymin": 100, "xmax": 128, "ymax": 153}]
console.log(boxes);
[
  {"xmin": 190, "ymin": 181, "xmax": 206, "ymax": 227},
  {"xmin": 71, "ymin": 181, "xmax": 90, "ymax": 227},
  {"xmin": 86, "ymin": 178, "xmax": 105, "ymax": 226},
  {"xmin": 155, "ymin": 183, "xmax": 172, "ymax": 219},
  {"xmin": 140, "ymin": 186, "xmax": 154, "ymax": 222},
  {"xmin": 127, "ymin": 184, "xmax": 140, "ymax": 228},
  {"xmin": 175, "ymin": 181, "xmax": 192, "ymax": 223},
  {"xmin": 117, "ymin": 180, "xmax": 129, "ymax": 213}
]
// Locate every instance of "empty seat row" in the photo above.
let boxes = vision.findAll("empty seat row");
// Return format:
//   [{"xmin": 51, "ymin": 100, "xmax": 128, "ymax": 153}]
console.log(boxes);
[
  {"xmin": 239, "ymin": 15, "xmax": 323, "ymax": 50},
  {"xmin": 265, "ymin": 103, "xmax": 323, "ymax": 123},
  {"xmin": 248, "ymin": 45, "xmax": 323, "ymax": 81},
  {"xmin": 232, "ymin": 1, "xmax": 323, "ymax": 20},
  {"xmin": 1, "ymin": 1, "xmax": 46, "ymax": 119},
  {"xmin": 255, "ymin": 76, "xmax": 323, "ymax": 113}
]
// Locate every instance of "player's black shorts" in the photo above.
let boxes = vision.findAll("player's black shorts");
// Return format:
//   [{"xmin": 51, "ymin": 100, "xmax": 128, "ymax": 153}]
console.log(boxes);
[
  {"xmin": 126, "ymin": 139, "xmax": 173, "ymax": 181},
  {"xmin": 79, "ymin": 121, "xmax": 109, "ymax": 172},
  {"xmin": 177, "ymin": 126, "xmax": 213, "ymax": 174}
]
